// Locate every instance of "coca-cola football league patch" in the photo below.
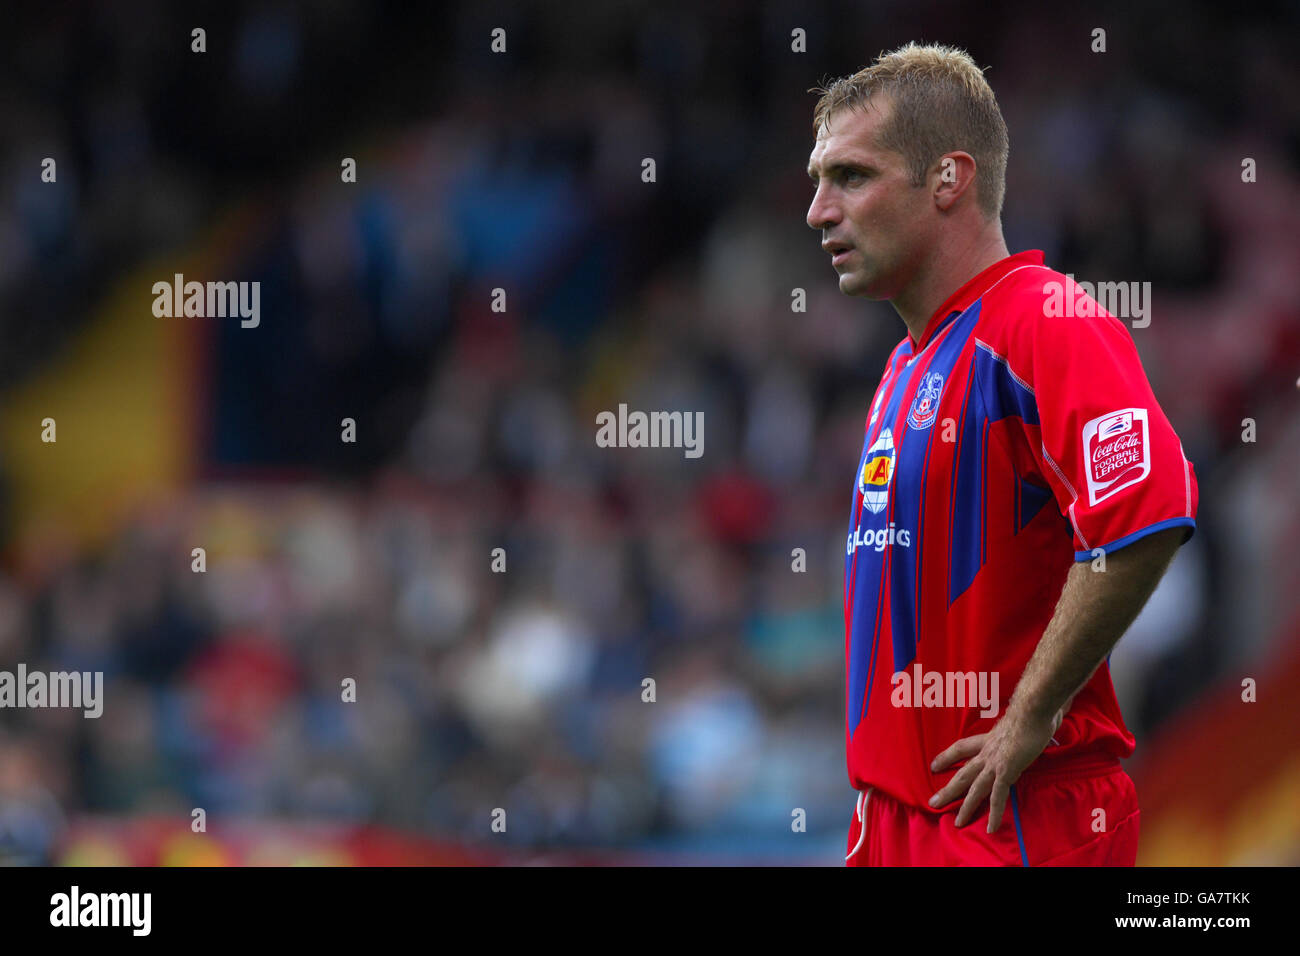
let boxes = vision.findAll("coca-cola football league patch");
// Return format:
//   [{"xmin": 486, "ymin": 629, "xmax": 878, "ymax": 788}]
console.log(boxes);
[{"xmin": 1081, "ymin": 408, "xmax": 1150, "ymax": 506}]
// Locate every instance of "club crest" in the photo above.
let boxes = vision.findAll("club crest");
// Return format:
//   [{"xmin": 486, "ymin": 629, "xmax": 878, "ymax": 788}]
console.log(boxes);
[{"xmin": 906, "ymin": 371, "xmax": 944, "ymax": 430}]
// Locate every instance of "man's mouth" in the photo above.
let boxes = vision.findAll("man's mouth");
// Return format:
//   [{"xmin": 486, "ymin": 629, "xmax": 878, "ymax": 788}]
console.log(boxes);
[{"xmin": 824, "ymin": 240, "xmax": 854, "ymax": 265}]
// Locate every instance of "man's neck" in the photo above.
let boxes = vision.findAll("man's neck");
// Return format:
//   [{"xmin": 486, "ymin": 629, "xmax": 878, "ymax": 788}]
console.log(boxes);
[{"xmin": 893, "ymin": 228, "xmax": 1010, "ymax": 348}]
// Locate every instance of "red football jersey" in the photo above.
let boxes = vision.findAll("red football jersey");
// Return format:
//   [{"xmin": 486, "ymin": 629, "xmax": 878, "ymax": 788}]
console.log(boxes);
[{"xmin": 844, "ymin": 249, "xmax": 1198, "ymax": 810}]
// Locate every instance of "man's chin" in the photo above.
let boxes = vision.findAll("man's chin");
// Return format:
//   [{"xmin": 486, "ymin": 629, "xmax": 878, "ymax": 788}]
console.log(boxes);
[{"xmin": 838, "ymin": 269, "xmax": 885, "ymax": 299}]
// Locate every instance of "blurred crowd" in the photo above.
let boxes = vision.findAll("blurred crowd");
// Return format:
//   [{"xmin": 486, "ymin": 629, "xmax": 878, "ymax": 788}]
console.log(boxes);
[{"xmin": 1, "ymin": 1, "xmax": 1298, "ymax": 863}]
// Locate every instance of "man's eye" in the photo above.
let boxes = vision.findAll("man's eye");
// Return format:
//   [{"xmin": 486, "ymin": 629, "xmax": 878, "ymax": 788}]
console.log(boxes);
[{"xmin": 843, "ymin": 170, "xmax": 864, "ymax": 183}]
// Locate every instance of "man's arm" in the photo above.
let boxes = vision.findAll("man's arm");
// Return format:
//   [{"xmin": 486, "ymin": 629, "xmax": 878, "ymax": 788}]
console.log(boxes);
[
  {"xmin": 928, "ymin": 526, "xmax": 1186, "ymax": 832},
  {"xmin": 1006, "ymin": 525, "xmax": 1186, "ymax": 729}
]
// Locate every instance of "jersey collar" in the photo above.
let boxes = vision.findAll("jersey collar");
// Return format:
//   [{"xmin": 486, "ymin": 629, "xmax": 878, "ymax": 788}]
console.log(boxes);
[{"xmin": 909, "ymin": 249, "xmax": 1046, "ymax": 353}]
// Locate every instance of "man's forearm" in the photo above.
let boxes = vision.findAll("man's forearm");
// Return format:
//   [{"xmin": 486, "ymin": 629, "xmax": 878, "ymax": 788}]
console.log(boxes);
[{"xmin": 1004, "ymin": 527, "xmax": 1186, "ymax": 726}]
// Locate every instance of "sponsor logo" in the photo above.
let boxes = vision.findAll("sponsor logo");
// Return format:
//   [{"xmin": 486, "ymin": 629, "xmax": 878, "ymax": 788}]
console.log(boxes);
[
  {"xmin": 906, "ymin": 371, "xmax": 943, "ymax": 430},
  {"xmin": 1081, "ymin": 407, "xmax": 1150, "ymax": 505},
  {"xmin": 858, "ymin": 428, "xmax": 894, "ymax": 514},
  {"xmin": 846, "ymin": 521, "xmax": 912, "ymax": 556}
]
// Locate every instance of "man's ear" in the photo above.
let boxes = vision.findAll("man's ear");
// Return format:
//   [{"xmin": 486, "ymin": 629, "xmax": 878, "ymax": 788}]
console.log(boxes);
[{"xmin": 932, "ymin": 151, "xmax": 978, "ymax": 212}]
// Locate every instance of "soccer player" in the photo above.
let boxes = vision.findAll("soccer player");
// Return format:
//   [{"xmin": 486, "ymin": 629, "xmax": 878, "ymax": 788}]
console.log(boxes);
[{"xmin": 806, "ymin": 43, "xmax": 1199, "ymax": 866}]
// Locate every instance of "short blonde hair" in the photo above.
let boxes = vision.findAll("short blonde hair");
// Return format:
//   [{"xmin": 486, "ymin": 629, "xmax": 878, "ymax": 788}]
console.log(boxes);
[{"xmin": 810, "ymin": 43, "xmax": 1009, "ymax": 220}]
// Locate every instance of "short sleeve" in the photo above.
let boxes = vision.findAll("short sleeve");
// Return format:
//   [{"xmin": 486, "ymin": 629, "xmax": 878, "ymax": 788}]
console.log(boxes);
[{"xmin": 1006, "ymin": 287, "xmax": 1198, "ymax": 560}]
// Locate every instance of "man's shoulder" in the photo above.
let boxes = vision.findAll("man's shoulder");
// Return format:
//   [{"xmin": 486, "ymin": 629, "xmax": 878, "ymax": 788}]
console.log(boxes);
[
  {"xmin": 975, "ymin": 262, "xmax": 1130, "ymax": 352},
  {"xmin": 978, "ymin": 260, "xmax": 1067, "ymax": 321}
]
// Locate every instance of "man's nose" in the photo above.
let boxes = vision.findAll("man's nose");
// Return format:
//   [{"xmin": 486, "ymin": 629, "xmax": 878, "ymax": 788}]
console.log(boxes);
[{"xmin": 807, "ymin": 186, "xmax": 839, "ymax": 231}]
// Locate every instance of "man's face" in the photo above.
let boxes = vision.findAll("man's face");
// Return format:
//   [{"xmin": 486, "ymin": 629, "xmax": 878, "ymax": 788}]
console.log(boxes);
[{"xmin": 806, "ymin": 98, "xmax": 933, "ymax": 299}]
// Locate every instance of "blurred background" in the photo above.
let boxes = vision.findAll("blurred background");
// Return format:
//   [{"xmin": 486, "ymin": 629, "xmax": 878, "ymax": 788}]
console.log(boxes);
[{"xmin": 0, "ymin": 0, "xmax": 1297, "ymax": 866}]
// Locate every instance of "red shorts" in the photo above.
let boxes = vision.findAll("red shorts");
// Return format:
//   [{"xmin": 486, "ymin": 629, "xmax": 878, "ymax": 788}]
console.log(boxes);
[{"xmin": 845, "ymin": 760, "xmax": 1140, "ymax": 866}]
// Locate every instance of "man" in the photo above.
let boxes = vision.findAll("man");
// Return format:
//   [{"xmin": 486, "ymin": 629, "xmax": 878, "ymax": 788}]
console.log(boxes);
[{"xmin": 806, "ymin": 43, "xmax": 1198, "ymax": 866}]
